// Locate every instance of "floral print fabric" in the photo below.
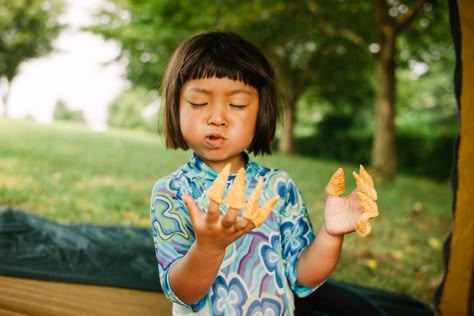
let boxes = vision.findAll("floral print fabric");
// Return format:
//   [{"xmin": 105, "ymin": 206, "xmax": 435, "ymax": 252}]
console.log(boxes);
[{"xmin": 150, "ymin": 153, "xmax": 320, "ymax": 315}]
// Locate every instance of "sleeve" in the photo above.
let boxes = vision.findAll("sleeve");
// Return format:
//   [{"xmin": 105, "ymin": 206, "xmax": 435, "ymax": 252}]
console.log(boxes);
[
  {"xmin": 150, "ymin": 176, "xmax": 207, "ymax": 312},
  {"xmin": 275, "ymin": 172, "xmax": 324, "ymax": 297}
]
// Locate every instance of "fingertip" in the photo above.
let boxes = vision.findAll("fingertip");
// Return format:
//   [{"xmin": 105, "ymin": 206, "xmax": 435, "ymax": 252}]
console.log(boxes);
[
  {"xmin": 182, "ymin": 194, "xmax": 191, "ymax": 204},
  {"xmin": 182, "ymin": 194, "xmax": 198, "ymax": 210},
  {"xmin": 235, "ymin": 217, "xmax": 255, "ymax": 231}
]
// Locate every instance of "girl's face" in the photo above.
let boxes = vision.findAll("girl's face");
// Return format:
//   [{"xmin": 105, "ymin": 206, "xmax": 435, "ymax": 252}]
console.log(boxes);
[{"xmin": 179, "ymin": 77, "xmax": 259, "ymax": 173}]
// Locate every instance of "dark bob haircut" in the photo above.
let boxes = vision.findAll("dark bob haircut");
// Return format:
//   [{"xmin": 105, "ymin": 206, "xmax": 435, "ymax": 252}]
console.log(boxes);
[{"xmin": 161, "ymin": 31, "xmax": 278, "ymax": 155}]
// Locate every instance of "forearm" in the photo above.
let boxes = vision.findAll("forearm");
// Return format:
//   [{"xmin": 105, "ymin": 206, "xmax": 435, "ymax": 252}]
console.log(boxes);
[
  {"xmin": 169, "ymin": 243, "xmax": 225, "ymax": 304},
  {"xmin": 296, "ymin": 222, "xmax": 344, "ymax": 287}
]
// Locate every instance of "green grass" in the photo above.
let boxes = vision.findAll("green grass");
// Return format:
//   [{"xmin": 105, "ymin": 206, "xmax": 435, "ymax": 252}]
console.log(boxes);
[{"xmin": 0, "ymin": 117, "xmax": 452, "ymax": 303}]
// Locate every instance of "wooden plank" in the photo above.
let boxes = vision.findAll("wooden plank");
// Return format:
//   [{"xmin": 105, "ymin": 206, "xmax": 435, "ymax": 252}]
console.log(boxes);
[{"xmin": 0, "ymin": 275, "xmax": 172, "ymax": 316}]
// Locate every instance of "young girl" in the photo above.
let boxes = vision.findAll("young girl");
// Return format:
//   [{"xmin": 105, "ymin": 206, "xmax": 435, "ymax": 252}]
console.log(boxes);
[{"xmin": 150, "ymin": 31, "xmax": 362, "ymax": 315}]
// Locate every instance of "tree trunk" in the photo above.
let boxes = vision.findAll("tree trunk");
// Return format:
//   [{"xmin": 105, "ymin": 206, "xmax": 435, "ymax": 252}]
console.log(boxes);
[
  {"xmin": 278, "ymin": 92, "xmax": 298, "ymax": 154},
  {"xmin": 371, "ymin": 27, "xmax": 397, "ymax": 181},
  {"xmin": 0, "ymin": 79, "xmax": 10, "ymax": 116}
]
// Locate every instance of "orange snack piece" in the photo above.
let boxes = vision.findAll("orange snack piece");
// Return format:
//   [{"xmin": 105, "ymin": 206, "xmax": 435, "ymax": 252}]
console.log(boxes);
[
  {"xmin": 223, "ymin": 168, "xmax": 246, "ymax": 209},
  {"xmin": 359, "ymin": 164, "xmax": 374, "ymax": 187},
  {"xmin": 251, "ymin": 196, "xmax": 280, "ymax": 227},
  {"xmin": 356, "ymin": 192, "xmax": 379, "ymax": 217},
  {"xmin": 353, "ymin": 172, "xmax": 377, "ymax": 201},
  {"xmin": 353, "ymin": 165, "xmax": 378, "ymax": 237},
  {"xmin": 326, "ymin": 168, "xmax": 345, "ymax": 196},
  {"xmin": 243, "ymin": 178, "xmax": 263, "ymax": 219},
  {"xmin": 206, "ymin": 163, "xmax": 231, "ymax": 204},
  {"xmin": 355, "ymin": 212, "xmax": 372, "ymax": 237},
  {"xmin": 207, "ymin": 165, "xmax": 280, "ymax": 227}
]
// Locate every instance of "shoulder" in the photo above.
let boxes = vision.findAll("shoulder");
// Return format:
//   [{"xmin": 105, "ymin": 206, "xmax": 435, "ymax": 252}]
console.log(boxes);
[
  {"xmin": 248, "ymin": 159, "xmax": 298, "ymax": 195},
  {"xmin": 151, "ymin": 166, "xmax": 191, "ymax": 197},
  {"xmin": 248, "ymin": 159, "xmax": 291, "ymax": 180}
]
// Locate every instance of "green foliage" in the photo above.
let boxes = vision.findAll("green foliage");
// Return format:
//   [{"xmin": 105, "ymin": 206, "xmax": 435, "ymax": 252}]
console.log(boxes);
[
  {"xmin": 88, "ymin": 1, "xmax": 374, "ymax": 103},
  {"xmin": 0, "ymin": 118, "xmax": 451, "ymax": 302},
  {"xmin": 295, "ymin": 123, "xmax": 456, "ymax": 181},
  {"xmin": 107, "ymin": 86, "xmax": 159, "ymax": 132},
  {"xmin": 0, "ymin": 0, "xmax": 64, "ymax": 81},
  {"xmin": 88, "ymin": 0, "xmax": 452, "ymax": 115},
  {"xmin": 88, "ymin": 0, "xmax": 455, "ymax": 179},
  {"xmin": 398, "ymin": 1, "xmax": 452, "ymax": 68},
  {"xmin": 53, "ymin": 99, "xmax": 85, "ymax": 123},
  {"xmin": 396, "ymin": 56, "xmax": 457, "ymax": 133}
]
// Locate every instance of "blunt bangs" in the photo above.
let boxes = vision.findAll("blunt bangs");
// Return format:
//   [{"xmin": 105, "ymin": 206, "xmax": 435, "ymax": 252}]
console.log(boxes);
[{"xmin": 178, "ymin": 35, "xmax": 267, "ymax": 90}]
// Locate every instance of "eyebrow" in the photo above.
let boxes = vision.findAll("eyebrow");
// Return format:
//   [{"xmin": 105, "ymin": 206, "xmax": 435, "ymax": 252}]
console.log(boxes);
[{"xmin": 187, "ymin": 87, "xmax": 254, "ymax": 96}]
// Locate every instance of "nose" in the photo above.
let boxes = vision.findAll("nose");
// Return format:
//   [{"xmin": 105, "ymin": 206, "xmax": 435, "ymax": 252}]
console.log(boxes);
[{"xmin": 207, "ymin": 104, "xmax": 228, "ymax": 126}]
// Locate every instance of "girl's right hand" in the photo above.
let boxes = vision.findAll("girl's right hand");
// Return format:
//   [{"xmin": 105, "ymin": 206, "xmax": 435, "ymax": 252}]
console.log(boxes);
[{"xmin": 182, "ymin": 194, "xmax": 255, "ymax": 255}]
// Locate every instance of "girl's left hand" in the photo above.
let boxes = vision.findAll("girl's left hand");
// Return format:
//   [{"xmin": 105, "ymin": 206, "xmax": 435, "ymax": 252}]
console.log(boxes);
[{"xmin": 323, "ymin": 190, "xmax": 361, "ymax": 236}]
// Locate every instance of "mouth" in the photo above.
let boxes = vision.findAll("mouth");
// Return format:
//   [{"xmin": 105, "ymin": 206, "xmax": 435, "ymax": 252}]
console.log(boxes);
[
  {"xmin": 206, "ymin": 135, "xmax": 222, "ymax": 141},
  {"xmin": 205, "ymin": 133, "xmax": 225, "ymax": 145}
]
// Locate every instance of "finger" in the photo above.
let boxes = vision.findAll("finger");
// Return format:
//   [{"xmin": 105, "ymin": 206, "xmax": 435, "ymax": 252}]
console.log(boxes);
[
  {"xmin": 206, "ymin": 199, "xmax": 220, "ymax": 223},
  {"xmin": 234, "ymin": 216, "xmax": 255, "ymax": 231},
  {"xmin": 221, "ymin": 206, "xmax": 240, "ymax": 228},
  {"xmin": 182, "ymin": 194, "xmax": 202, "ymax": 224}
]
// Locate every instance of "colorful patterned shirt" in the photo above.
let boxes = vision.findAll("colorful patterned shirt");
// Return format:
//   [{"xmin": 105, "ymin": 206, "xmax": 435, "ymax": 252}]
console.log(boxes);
[{"xmin": 150, "ymin": 153, "xmax": 321, "ymax": 315}]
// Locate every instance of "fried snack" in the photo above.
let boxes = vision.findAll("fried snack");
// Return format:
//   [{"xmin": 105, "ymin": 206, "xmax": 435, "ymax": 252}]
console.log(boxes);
[
  {"xmin": 326, "ymin": 168, "xmax": 345, "ymax": 196},
  {"xmin": 206, "ymin": 163, "xmax": 231, "ymax": 203},
  {"xmin": 356, "ymin": 192, "xmax": 379, "ymax": 217},
  {"xmin": 243, "ymin": 177, "xmax": 263, "ymax": 219},
  {"xmin": 207, "ymin": 165, "xmax": 279, "ymax": 227},
  {"xmin": 243, "ymin": 178, "xmax": 280, "ymax": 227},
  {"xmin": 251, "ymin": 196, "xmax": 280, "ymax": 227},
  {"xmin": 355, "ymin": 212, "xmax": 372, "ymax": 237},
  {"xmin": 353, "ymin": 165, "xmax": 378, "ymax": 237},
  {"xmin": 353, "ymin": 172, "xmax": 377, "ymax": 201},
  {"xmin": 223, "ymin": 168, "xmax": 246, "ymax": 209},
  {"xmin": 358, "ymin": 164, "xmax": 374, "ymax": 187}
]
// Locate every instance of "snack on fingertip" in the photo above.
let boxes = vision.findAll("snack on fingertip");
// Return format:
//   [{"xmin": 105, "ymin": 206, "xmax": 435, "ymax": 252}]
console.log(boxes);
[
  {"xmin": 353, "ymin": 172, "xmax": 377, "ymax": 201},
  {"xmin": 326, "ymin": 168, "xmax": 345, "ymax": 196},
  {"xmin": 223, "ymin": 168, "xmax": 246, "ymax": 209},
  {"xmin": 207, "ymin": 165, "xmax": 280, "ymax": 227},
  {"xmin": 206, "ymin": 163, "xmax": 231, "ymax": 203},
  {"xmin": 251, "ymin": 196, "xmax": 280, "ymax": 227},
  {"xmin": 355, "ymin": 213, "xmax": 372, "ymax": 237},
  {"xmin": 353, "ymin": 165, "xmax": 378, "ymax": 237},
  {"xmin": 243, "ymin": 178, "xmax": 280, "ymax": 227},
  {"xmin": 359, "ymin": 164, "xmax": 374, "ymax": 187},
  {"xmin": 356, "ymin": 191, "xmax": 379, "ymax": 217},
  {"xmin": 243, "ymin": 177, "xmax": 263, "ymax": 219}
]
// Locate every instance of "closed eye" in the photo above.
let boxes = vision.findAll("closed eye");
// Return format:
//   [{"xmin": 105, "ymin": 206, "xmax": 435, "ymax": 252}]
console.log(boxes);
[
  {"xmin": 189, "ymin": 102, "xmax": 207, "ymax": 107},
  {"xmin": 230, "ymin": 104, "xmax": 247, "ymax": 108}
]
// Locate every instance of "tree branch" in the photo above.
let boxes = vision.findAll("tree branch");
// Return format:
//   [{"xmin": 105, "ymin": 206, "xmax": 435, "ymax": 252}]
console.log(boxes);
[
  {"xmin": 317, "ymin": 20, "xmax": 372, "ymax": 56},
  {"xmin": 395, "ymin": 0, "xmax": 432, "ymax": 33}
]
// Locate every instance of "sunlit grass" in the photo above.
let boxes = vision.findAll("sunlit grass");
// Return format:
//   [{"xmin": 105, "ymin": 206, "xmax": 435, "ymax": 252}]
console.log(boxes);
[{"xmin": 0, "ymin": 117, "xmax": 452, "ymax": 303}]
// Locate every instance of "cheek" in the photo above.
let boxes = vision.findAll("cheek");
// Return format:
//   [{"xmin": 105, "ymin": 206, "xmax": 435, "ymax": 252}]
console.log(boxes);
[
  {"xmin": 179, "ymin": 108, "xmax": 193, "ymax": 135},
  {"xmin": 239, "ymin": 111, "xmax": 259, "ymax": 138},
  {"xmin": 250, "ymin": 108, "xmax": 259, "ymax": 130}
]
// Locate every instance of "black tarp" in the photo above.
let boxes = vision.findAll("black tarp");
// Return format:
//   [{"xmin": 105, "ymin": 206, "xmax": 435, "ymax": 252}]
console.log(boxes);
[
  {"xmin": 0, "ymin": 206, "xmax": 159, "ymax": 291},
  {"xmin": 0, "ymin": 206, "xmax": 434, "ymax": 316}
]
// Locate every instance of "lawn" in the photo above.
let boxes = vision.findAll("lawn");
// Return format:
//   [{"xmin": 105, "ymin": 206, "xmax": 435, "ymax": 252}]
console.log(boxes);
[{"xmin": 0, "ymin": 117, "xmax": 452, "ymax": 303}]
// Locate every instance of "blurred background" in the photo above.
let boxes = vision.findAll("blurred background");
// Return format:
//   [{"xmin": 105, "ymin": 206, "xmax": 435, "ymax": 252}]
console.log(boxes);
[{"xmin": 0, "ymin": 0, "xmax": 455, "ymax": 306}]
